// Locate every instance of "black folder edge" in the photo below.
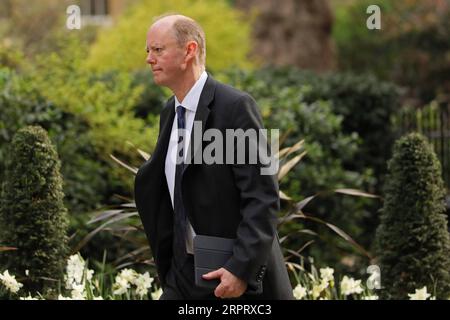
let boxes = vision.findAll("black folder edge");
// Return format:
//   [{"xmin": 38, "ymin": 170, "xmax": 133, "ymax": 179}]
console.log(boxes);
[{"xmin": 193, "ymin": 235, "xmax": 235, "ymax": 289}]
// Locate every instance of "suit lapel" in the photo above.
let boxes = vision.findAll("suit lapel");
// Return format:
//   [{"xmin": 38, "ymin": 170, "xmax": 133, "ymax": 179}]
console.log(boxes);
[
  {"xmin": 152, "ymin": 97, "xmax": 176, "ymax": 167},
  {"xmin": 184, "ymin": 75, "xmax": 216, "ymax": 171}
]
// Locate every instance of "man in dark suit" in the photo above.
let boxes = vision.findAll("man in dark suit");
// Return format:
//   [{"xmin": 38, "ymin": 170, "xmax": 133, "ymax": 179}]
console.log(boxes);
[{"xmin": 135, "ymin": 14, "xmax": 293, "ymax": 300}]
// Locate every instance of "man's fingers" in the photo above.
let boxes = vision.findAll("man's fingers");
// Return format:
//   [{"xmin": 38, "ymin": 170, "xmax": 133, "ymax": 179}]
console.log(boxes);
[
  {"xmin": 214, "ymin": 283, "xmax": 226, "ymax": 298},
  {"xmin": 202, "ymin": 268, "xmax": 223, "ymax": 279}
]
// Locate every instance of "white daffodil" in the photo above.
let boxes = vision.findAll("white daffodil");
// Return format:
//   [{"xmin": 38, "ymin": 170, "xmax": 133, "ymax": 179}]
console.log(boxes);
[
  {"xmin": 311, "ymin": 280, "xmax": 328, "ymax": 299},
  {"xmin": 70, "ymin": 283, "xmax": 86, "ymax": 300},
  {"xmin": 58, "ymin": 295, "xmax": 73, "ymax": 300},
  {"xmin": 118, "ymin": 269, "xmax": 138, "ymax": 283},
  {"xmin": 85, "ymin": 269, "xmax": 94, "ymax": 282},
  {"xmin": 113, "ymin": 268, "xmax": 141, "ymax": 296},
  {"xmin": 133, "ymin": 272, "xmax": 154, "ymax": 297},
  {"xmin": 20, "ymin": 295, "xmax": 39, "ymax": 300},
  {"xmin": 113, "ymin": 277, "xmax": 130, "ymax": 295},
  {"xmin": 65, "ymin": 254, "xmax": 85, "ymax": 289},
  {"xmin": 320, "ymin": 267, "xmax": 334, "ymax": 283},
  {"xmin": 0, "ymin": 270, "xmax": 23, "ymax": 294},
  {"xmin": 64, "ymin": 254, "xmax": 95, "ymax": 299},
  {"xmin": 408, "ymin": 286, "xmax": 431, "ymax": 300},
  {"xmin": 363, "ymin": 295, "xmax": 379, "ymax": 300},
  {"xmin": 293, "ymin": 284, "xmax": 307, "ymax": 300},
  {"xmin": 340, "ymin": 276, "xmax": 363, "ymax": 296},
  {"xmin": 151, "ymin": 287, "xmax": 163, "ymax": 300}
]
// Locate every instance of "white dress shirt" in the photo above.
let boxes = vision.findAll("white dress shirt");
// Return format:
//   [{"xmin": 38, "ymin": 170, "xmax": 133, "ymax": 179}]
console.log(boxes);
[{"xmin": 165, "ymin": 70, "xmax": 208, "ymax": 254}]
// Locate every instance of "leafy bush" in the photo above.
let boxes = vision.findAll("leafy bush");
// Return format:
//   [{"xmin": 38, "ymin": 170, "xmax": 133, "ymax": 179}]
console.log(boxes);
[
  {"xmin": 301, "ymin": 72, "xmax": 400, "ymax": 187},
  {"xmin": 224, "ymin": 67, "xmax": 400, "ymax": 187},
  {"xmin": 375, "ymin": 133, "xmax": 450, "ymax": 299},
  {"xmin": 0, "ymin": 67, "xmax": 112, "ymax": 215},
  {"xmin": 334, "ymin": 0, "xmax": 450, "ymax": 103},
  {"xmin": 28, "ymin": 34, "xmax": 159, "ymax": 192},
  {"xmin": 1, "ymin": 32, "xmax": 161, "ymax": 266},
  {"xmin": 222, "ymin": 67, "xmax": 385, "ymax": 271},
  {"xmin": 85, "ymin": 0, "xmax": 254, "ymax": 73},
  {"xmin": 0, "ymin": 126, "xmax": 69, "ymax": 295},
  {"xmin": 0, "ymin": 41, "xmax": 24, "ymax": 70},
  {"xmin": 0, "ymin": 66, "xmax": 134, "ymax": 271},
  {"xmin": 131, "ymin": 69, "xmax": 168, "ymax": 121}
]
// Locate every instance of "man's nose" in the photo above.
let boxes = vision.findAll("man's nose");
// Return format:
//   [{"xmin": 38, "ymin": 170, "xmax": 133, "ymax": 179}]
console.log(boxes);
[{"xmin": 146, "ymin": 52, "xmax": 156, "ymax": 65}]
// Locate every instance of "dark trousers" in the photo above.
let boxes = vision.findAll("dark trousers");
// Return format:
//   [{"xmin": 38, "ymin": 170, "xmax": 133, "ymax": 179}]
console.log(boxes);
[{"xmin": 159, "ymin": 255, "xmax": 217, "ymax": 300}]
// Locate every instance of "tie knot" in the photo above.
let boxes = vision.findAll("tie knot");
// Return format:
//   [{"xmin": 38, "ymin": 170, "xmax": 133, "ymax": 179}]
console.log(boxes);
[
  {"xmin": 176, "ymin": 105, "xmax": 185, "ymax": 117},
  {"xmin": 176, "ymin": 105, "xmax": 186, "ymax": 130}
]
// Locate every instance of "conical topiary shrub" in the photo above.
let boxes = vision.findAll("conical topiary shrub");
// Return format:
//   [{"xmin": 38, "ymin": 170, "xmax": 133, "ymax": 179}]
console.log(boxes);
[
  {"xmin": 0, "ymin": 126, "xmax": 69, "ymax": 295},
  {"xmin": 375, "ymin": 132, "xmax": 450, "ymax": 299}
]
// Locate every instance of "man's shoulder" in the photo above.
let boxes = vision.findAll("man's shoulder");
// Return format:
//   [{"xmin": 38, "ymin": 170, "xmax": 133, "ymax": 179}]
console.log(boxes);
[{"xmin": 213, "ymin": 77, "xmax": 251, "ymax": 104}]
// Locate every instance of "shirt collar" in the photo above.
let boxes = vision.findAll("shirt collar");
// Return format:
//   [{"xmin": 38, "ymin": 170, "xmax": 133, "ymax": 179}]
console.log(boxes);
[{"xmin": 174, "ymin": 70, "xmax": 208, "ymax": 113}]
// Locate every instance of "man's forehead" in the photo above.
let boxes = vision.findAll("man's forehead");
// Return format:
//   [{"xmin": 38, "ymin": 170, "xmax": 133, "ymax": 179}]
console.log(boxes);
[
  {"xmin": 148, "ymin": 17, "xmax": 175, "ymax": 34},
  {"xmin": 146, "ymin": 36, "xmax": 175, "ymax": 49},
  {"xmin": 147, "ymin": 23, "xmax": 173, "ymax": 42}
]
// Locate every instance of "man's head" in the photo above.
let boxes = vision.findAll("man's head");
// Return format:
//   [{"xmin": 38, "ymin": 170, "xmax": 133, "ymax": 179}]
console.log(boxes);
[{"xmin": 146, "ymin": 14, "xmax": 206, "ymax": 89}]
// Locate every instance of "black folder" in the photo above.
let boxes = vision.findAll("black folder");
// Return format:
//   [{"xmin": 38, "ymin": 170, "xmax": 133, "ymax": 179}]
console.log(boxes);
[{"xmin": 193, "ymin": 235, "xmax": 235, "ymax": 289}]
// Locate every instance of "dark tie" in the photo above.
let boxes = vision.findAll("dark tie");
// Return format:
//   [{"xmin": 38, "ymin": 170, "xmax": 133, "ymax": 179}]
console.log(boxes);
[{"xmin": 173, "ymin": 105, "xmax": 188, "ymax": 267}]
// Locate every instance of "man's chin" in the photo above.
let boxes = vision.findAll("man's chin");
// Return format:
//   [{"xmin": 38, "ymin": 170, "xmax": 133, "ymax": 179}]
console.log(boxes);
[
  {"xmin": 151, "ymin": 73, "xmax": 169, "ymax": 87},
  {"xmin": 152, "ymin": 76, "xmax": 163, "ymax": 86}
]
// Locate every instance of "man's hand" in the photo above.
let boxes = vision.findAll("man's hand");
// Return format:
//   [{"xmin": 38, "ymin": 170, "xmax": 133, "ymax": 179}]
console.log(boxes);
[{"xmin": 202, "ymin": 268, "xmax": 247, "ymax": 299}]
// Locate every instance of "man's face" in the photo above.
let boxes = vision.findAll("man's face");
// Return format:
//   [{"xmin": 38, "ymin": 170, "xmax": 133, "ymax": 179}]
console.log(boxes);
[{"xmin": 146, "ymin": 23, "xmax": 185, "ymax": 88}]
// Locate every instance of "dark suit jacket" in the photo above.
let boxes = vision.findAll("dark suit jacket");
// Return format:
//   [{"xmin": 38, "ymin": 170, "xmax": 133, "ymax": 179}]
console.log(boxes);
[{"xmin": 134, "ymin": 75, "xmax": 293, "ymax": 299}]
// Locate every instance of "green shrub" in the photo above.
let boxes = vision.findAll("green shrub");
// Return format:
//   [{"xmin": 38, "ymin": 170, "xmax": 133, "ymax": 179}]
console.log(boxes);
[
  {"xmin": 224, "ymin": 67, "xmax": 400, "ymax": 187},
  {"xmin": 131, "ymin": 69, "xmax": 168, "ymax": 121},
  {"xmin": 0, "ymin": 67, "xmax": 112, "ymax": 215},
  {"xmin": 375, "ymin": 133, "xmax": 450, "ymax": 299},
  {"xmin": 221, "ymin": 68, "xmax": 377, "ymax": 271},
  {"xmin": 223, "ymin": 68, "xmax": 400, "ymax": 265},
  {"xmin": 301, "ymin": 72, "xmax": 400, "ymax": 188},
  {"xmin": 29, "ymin": 34, "xmax": 159, "ymax": 192},
  {"xmin": 85, "ymin": 0, "xmax": 254, "ymax": 73},
  {"xmin": 334, "ymin": 0, "xmax": 450, "ymax": 103},
  {"xmin": 0, "ymin": 42, "xmax": 24, "ymax": 70},
  {"xmin": 1, "ymin": 31, "xmax": 160, "ymax": 266},
  {"xmin": 0, "ymin": 126, "xmax": 69, "ymax": 295}
]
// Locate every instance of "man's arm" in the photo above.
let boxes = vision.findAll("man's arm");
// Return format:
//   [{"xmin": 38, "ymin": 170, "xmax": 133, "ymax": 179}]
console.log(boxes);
[{"xmin": 204, "ymin": 93, "xmax": 280, "ymax": 297}]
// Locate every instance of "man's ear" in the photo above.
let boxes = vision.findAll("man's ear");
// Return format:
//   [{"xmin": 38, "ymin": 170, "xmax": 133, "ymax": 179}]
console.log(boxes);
[{"xmin": 185, "ymin": 41, "xmax": 199, "ymax": 63}]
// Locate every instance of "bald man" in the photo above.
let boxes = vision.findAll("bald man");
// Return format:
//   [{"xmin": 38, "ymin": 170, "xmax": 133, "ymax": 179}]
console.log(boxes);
[{"xmin": 134, "ymin": 14, "xmax": 293, "ymax": 300}]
